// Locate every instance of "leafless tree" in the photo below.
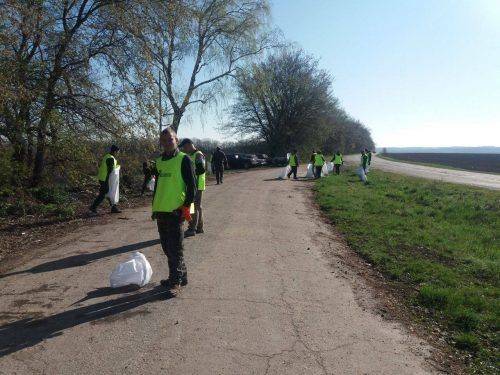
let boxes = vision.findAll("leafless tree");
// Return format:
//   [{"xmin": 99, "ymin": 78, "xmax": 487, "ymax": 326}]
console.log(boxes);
[{"xmin": 127, "ymin": 0, "xmax": 275, "ymax": 131}]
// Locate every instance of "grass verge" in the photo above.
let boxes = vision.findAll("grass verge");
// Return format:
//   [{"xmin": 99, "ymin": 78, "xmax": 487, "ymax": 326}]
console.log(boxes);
[{"xmin": 315, "ymin": 168, "xmax": 499, "ymax": 374}]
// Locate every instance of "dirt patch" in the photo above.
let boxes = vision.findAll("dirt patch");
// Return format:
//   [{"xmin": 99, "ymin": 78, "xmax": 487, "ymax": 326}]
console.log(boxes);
[{"xmin": 0, "ymin": 194, "xmax": 151, "ymax": 275}]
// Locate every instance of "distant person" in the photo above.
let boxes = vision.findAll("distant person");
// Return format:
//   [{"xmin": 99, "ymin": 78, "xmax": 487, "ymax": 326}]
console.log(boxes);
[
  {"xmin": 287, "ymin": 150, "xmax": 299, "ymax": 179},
  {"xmin": 314, "ymin": 150, "xmax": 326, "ymax": 178},
  {"xmin": 361, "ymin": 150, "xmax": 369, "ymax": 173},
  {"xmin": 141, "ymin": 161, "xmax": 153, "ymax": 195},
  {"xmin": 90, "ymin": 145, "xmax": 121, "ymax": 214},
  {"xmin": 152, "ymin": 127, "xmax": 196, "ymax": 294},
  {"xmin": 332, "ymin": 151, "xmax": 343, "ymax": 175},
  {"xmin": 310, "ymin": 150, "xmax": 317, "ymax": 165},
  {"xmin": 365, "ymin": 148, "xmax": 372, "ymax": 171},
  {"xmin": 212, "ymin": 146, "xmax": 228, "ymax": 185},
  {"xmin": 179, "ymin": 138, "xmax": 206, "ymax": 237}
]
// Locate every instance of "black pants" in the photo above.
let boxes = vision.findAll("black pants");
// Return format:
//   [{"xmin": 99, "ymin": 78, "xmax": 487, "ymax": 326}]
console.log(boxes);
[
  {"xmin": 315, "ymin": 166, "xmax": 322, "ymax": 179},
  {"xmin": 91, "ymin": 181, "xmax": 113, "ymax": 209},
  {"xmin": 141, "ymin": 175, "xmax": 152, "ymax": 195},
  {"xmin": 287, "ymin": 166, "xmax": 298, "ymax": 179},
  {"xmin": 157, "ymin": 212, "xmax": 187, "ymax": 285},
  {"xmin": 214, "ymin": 165, "xmax": 224, "ymax": 184},
  {"xmin": 334, "ymin": 164, "xmax": 341, "ymax": 175}
]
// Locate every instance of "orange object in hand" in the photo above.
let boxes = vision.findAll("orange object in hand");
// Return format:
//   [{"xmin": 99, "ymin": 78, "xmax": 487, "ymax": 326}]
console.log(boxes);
[{"xmin": 181, "ymin": 206, "xmax": 192, "ymax": 222}]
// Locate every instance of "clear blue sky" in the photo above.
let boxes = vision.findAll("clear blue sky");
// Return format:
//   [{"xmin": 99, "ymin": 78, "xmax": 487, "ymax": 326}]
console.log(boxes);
[{"xmin": 178, "ymin": 0, "xmax": 500, "ymax": 147}]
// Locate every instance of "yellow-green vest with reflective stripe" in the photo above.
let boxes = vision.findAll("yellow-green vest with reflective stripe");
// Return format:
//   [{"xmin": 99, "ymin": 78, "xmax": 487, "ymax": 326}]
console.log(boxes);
[
  {"xmin": 152, "ymin": 152, "xmax": 186, "ymax": 213},
  {"xmin": 190, "ymin": 150, "xmax": 206, "ymax": 191},
  {"xmin": 97, "ymin": 153, "xmax": 117, "ymax": 181},
  {"xmin": 289, "ymin": 154, "xmax": 298, "ymax": 167},
  {"xmin": 333, "ymin": 154, "xmax": 343, "ymax": 165},
  {"xmin": 314, "ymin": 154, "xmax": 325, "ymax": 167}
]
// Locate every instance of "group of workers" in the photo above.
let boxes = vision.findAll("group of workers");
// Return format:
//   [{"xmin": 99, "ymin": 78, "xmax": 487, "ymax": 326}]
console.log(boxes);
[
  {"xmin": 286, "ymin": 149, "xmax": 350, "ymax": 179},
  {"xmin": 90, "ymin": 130, "xmax": 373, "ymax": 295},
  {"xmin": 89, "ymin": 128, "xmax": 229, "ymax": 295}
]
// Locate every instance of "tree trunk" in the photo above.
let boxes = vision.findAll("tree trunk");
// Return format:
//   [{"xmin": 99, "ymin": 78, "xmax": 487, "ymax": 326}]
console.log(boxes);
[
  {"xmin": 171, "ymin": 110, "xmax": 183, "ymax": 132},
  {"xmin": 31, "ymin": 128, "xmax": 46, "ymax": 186}
]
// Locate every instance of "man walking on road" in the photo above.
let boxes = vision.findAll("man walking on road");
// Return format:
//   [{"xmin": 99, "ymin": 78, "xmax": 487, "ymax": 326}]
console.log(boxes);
[
  {"xmin": 361, "ymin": 150, "xmax": 369, "ymax": 173},
  {"xmin": 152, "ymin": 127, "xmax": 196, "ymax": 294},
  {"xmin": 212, "ymin": 146, "xmax": 228, "ymax": 184},
  {"xmin": 287, "ymin": 150, "xmax": 299, "ymax": 179},
  {"xmin": 332, "ymin": 151, "xmax": 343, "ymax": 175},
  {"xmin": 180, "ymin": 138, "xmax": 206, "ymax": 237},
  {"xmin": 90, "ymin": 145, "xmax": 121, "ymax": 214},
  {"xmin": 314, "ymin": 151, "xmax": 326, "ymax": 179}
]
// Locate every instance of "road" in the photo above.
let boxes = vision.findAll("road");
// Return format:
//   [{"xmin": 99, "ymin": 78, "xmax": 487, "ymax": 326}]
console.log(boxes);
[
  {"xmin": 344, "ymin": 154, "xmax": 500, "ymax": 190},
  {"xmin": 0, "ymin": 168, "xmax": 435, "ymax": 374}
]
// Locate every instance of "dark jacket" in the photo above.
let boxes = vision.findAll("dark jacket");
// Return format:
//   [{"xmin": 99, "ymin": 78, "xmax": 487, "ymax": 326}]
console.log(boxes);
[{"xmin": 212, "ymin": 149, "xmax": 228, "ymax": 167}]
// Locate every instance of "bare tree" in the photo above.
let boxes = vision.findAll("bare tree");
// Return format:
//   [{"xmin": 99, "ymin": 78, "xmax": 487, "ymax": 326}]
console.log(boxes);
[
  {"xmin": 0, "ymin": 0, "xmax": 147, "ymax": 185},
  {"xmin": 225, "ymin": 48, "xmax": 375, "ymax": 156},
  {"xmin": 128, "ymin": 0, "xmax": 274, "ymax": 131}
]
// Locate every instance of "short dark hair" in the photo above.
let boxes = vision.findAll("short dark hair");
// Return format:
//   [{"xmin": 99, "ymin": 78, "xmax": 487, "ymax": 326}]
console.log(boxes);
[
  {"xmin": 178, "ymin": 138, "xmax": 193, "ymax": 147},
  {"xmin": 161, "ymin": 126, "xmax": 177, "ymax": 137}
]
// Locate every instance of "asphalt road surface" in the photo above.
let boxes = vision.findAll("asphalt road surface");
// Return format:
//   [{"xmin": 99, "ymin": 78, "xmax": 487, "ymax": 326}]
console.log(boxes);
[
  {"xmin": 0, "ymin": 168, "xmax": 436, "ymax": 374},
  {"xmin": 344, "ymin": 154, "xmax": 500, "ymax": 190}
]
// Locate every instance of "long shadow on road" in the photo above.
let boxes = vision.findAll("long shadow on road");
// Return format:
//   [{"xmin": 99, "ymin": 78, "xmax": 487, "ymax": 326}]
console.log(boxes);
[
  {"xmin": 0, "ymin": 286, "xmax": 171, "ymax": 357},
  {"xmin": 0, "ymin": 239, "xmax": 160, "ymax": 279}
]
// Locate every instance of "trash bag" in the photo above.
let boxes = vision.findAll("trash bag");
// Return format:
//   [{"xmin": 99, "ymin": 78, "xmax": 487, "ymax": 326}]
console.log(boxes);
[
  {"xmin": 356, "ymin": 167, "xmax": 367, "ymax": 183},
  {"xmin": 327, "ymin": 162, "xmax": 334, "ymax": 174},
  {"xmin": 277, "ymin": 165, "xmax": 291, "ymax": 179},
  {"xmin": 305, "ymin": 163, "xmax": 315, "ymax": 178},
  {"xmin": 106, "ymin": 165, "xmax": 120, "ymax": 205},
  {"xmin": 321, "ymin": 163, "xmax": 329, "ymax": 177},
  {"xmin": 147, "ymin": 176, "xmax": 155, "ymax": 191},
  {"xmin": 110, "ymin": 251, "xmax": 153, "ymax": 288}
]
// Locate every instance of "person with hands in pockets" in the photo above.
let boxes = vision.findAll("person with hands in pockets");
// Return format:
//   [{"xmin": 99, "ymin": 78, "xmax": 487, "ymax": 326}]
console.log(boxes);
[{"xmin": 151, "ymin": 127, "xmax": 196, "ymax": 295}]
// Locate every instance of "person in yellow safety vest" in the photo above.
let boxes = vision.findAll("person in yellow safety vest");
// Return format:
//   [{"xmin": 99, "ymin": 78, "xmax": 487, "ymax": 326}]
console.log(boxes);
[
  {"xmin": 151, "ymin": 127, "xmax": 196, "ymax": 294},
  {"xmin": 331, "ymin": 151, "xmax": 343, "ymax": 175},
  {"xmin": 287, "ymin": 149, "xmax": 299, "ymax": 179},
  {"xmin": 89, "ymin": 144, "xmax": 121, "ymax": 214},
  {"xmin": 314, "ymin": 151, "xmax": 326, "ymax": 179},
  {"xmin": 179, "ymin": 138, "xmax": 206, "ymax": 237}
]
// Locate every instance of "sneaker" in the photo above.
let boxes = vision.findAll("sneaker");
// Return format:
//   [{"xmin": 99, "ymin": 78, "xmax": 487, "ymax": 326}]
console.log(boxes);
[
  {"xmin": 169, "ymin": 284, "xmax": 182, "ymax": 296},
  {"xmin": 184, "ymin": 229, "xmax": 196, "ymax": 238},
  {"xmin": 196, "ymin": 228, "xmax": 204, "ymax": 234},
  {"xmin": 111, "ymin": 206, "xmax": 122, "ymax": 214},
  {"xmin": 160, "ymin": 279, "xmax": 172, "ymax": 288}
]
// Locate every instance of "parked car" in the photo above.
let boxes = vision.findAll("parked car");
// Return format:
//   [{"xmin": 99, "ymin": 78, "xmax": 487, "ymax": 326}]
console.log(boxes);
[
  {"xmin": 255, "ymin": 154, "xmax": 270, "ymax": 166},
  {"xmin": 270, "ymin": 156, "xmax": 288, "ymax": 166},
  {"xmin": 226, "ymin": 153, "xmax": 260, "ymax": 169}
]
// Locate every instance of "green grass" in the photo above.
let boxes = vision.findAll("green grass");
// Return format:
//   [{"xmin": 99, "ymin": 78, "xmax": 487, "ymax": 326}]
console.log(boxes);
[{"xmin": 315, "ymin": 168, "xmax": 499, "ymax": 374}]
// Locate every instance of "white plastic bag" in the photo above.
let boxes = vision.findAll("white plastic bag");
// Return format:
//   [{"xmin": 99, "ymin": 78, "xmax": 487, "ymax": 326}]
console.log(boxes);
[
  {"xmin": 110, "ymin": 251, "xmax": 153, "ymax": 288},
  {"xmin": 321, "ymin": 163, "xmax": 329, "ymax": 177},
  {"xmin": 277, "ymin": 165, "xmax": 291, "ymax": 179},
  {"xmin": 305, "ymin": 163, "xmax": 315, "ymax": 178},
  {"xmin": 356, "ymin": 166, "xmax": 367, "ymax": 183},
  {"xmin": 106, "ymin": 165, "xmax": 120, "ymax": 205},
  {"xmin": 327, "ymin": 162, "xmax": 334, "ymax": 174},
  {"xmin": 147, "ymin": 176, "xmax": 155, "ymax": 191}
]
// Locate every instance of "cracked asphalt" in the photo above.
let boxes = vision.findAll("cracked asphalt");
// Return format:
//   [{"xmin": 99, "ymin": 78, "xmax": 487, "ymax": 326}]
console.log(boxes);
[{"xmin": 0, "ymin": 168, "xmax": 436, "ymax": 374}]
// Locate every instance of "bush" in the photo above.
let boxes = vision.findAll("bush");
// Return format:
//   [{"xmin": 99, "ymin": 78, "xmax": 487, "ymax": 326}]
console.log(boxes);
[
  {"xmin": 454, "ymin": 333, "xmax": 479, "ymax": 352},
  {"xmin": 417, "ymin": 285, "xmax": 450, "ymax": 309},
  {"xmin": 30, "ymin": 186, "xmax": 70, "ymax": 204}
]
